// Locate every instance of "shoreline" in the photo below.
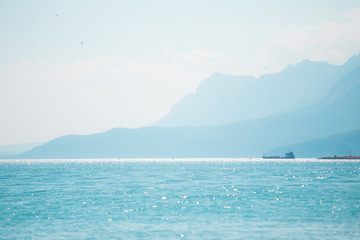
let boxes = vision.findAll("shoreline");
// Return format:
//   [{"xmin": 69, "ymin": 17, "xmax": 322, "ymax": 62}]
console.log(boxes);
[{"xmin": 1, "ymin": 158, "xmax": 360, "ymax": 164}]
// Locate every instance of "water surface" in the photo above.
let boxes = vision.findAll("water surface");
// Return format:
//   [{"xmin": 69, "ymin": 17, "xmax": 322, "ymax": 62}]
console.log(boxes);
[{"xmin": 1, "ymin": 159, "xmax": 359, "ymax": 239}]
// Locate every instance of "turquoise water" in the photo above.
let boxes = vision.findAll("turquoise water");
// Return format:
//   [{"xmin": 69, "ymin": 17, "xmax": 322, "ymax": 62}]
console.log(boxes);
[{"xmin": 0, "ymin": 159, "xmax": 359, "ymax": 239}]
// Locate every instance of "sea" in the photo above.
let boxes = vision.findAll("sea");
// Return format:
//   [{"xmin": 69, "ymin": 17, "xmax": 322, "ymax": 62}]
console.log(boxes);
[{"xmin": 0, "ymin": 158, "xmax": 359, "ymax": 239}]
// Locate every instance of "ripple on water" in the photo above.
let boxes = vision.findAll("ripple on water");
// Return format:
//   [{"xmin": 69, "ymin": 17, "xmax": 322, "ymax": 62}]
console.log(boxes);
[{"xmin": 0, "ymin": 159, "xmax": 359, "ymax": 239}]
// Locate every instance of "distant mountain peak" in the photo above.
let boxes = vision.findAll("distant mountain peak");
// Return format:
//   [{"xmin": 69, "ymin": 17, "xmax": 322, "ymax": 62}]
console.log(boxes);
[
  {"xmin": 155, "ymin": 54, "xmax": 358, "ymax": 127},
  {"xmin": 325, "ymin": 65, "xmax": 360, "ymax": 104},
  {"xmin": 10, "ymin": 54, "xmax": 360, "ymax": 159},
  {"xmin": 343, "ymin": 52, "xmax": 360, "ymax": 68},
  {"xmin": 296, "ymin": 59, "xmax": 312, "ymax": 65}
]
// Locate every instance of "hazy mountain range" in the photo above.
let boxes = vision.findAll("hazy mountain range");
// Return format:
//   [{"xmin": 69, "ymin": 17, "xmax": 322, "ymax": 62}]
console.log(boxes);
[
  {"xmin": 0, "ymin": 142, "xmax": 44, "ymax": 157},
  {"xmin": 270, "ymin": 129, "xmax": 360, "ymax": 158},
  {"xmin": 4, "ymin": 53, "xmax": 360, "ymax": 158},
  {"xmin": 155, "ymin": 54, "xmax": 360, "ymax": 127}
]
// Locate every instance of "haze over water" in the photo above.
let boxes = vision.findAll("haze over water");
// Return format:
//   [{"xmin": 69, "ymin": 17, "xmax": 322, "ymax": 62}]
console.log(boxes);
[{"xmin": 1, "ymin": 159, "xmax": 359, "ymax": 239}]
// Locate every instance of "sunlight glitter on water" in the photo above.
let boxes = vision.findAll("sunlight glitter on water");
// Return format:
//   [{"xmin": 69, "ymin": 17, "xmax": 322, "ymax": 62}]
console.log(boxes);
[
  {"xmin": 1, "ymin": 159, "xmax": 359, "ymax": 239},
  {"xmin": 1, "ymin": 157, "xmax": 360, "ymax": 164}
]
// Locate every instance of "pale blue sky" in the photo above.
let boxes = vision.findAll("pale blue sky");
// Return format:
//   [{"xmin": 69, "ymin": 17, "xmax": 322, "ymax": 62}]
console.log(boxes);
[
  {"xmin": 1, "ymin": 0, "xmax": 360, "ymax": 145},
  {"xmin": 1, "ymin": 0, "xmax": 359, "ymax": 64}
]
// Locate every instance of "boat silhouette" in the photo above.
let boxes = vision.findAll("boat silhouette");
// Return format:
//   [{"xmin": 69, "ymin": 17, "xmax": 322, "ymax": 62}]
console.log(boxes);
[{"xmin": 262, "ymin": 151, "xmax": 295, "ymax": 159}]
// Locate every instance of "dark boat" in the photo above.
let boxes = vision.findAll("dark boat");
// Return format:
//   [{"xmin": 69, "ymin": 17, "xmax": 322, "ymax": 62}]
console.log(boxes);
[
  {"xmin": 319, "ymin": 155, "xmax": 360, "ymax": 159},
  {"xmin": 319, "ymin": 149, "xmax": 360, "ymax": 159},
  {"xmin": 262, "ymin": 151, "xmax": 295, "ymax": 159}
]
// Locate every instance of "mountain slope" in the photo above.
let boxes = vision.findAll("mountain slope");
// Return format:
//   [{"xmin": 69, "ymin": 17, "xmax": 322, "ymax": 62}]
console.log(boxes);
[
  {"xmin": 269, "ymin": 130, "xmax": 360, "ymax": 158},
  {"xmin": 8, "ymin": 65, "xmax": 360, "ymax": 159},
  {"xmin": 268, "ymin": 66, "xmax": 360, "ymax": 157},
  {"xmin": 0, "ymin": 142, "xmax": 44, "ymax": 157},
  {"xmin": 155, "ymin": 54, "xmax": 360, "ymax": 127}
]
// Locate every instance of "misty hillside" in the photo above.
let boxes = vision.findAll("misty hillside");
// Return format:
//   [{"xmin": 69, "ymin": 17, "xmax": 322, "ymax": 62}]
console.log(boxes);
[
  {"xmin": 268, "ymin": 66, "xmax": 360, "ymax": 158},
  {"xmin": 0, "ymin": 142, "xmax": 44, "ymax": 157},
  {"xmin": 269, "ymin": 129, "xmax": 360, "ymax": 158},
  {"xmin": 9, "ymin": 64, "xmax": 360, "ymax": 159},
  {"xmin": 155, "ymin": 54, "xmax": 360, "ymax": 127}
]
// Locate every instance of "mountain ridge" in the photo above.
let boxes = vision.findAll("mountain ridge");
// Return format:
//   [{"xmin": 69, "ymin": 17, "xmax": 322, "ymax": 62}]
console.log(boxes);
[
  {"xmin": 4, "ymin": 55, "xmax": 360, "ymax": 159},
  {"xmin": 155, "ymin": 54, "xmax": 360, "ymax": 127},
  {"xmin": 269, "ymin": 129, "xmax": 360, "ymax": 158}
]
